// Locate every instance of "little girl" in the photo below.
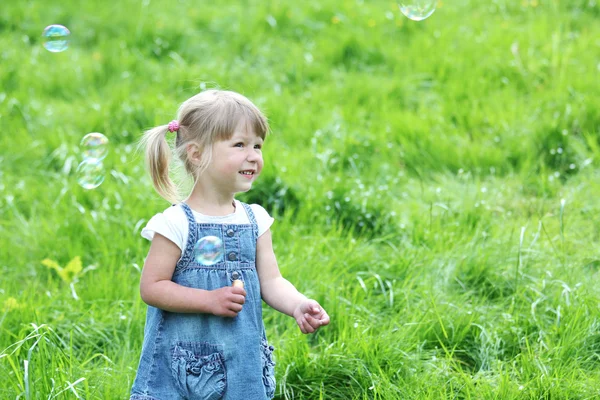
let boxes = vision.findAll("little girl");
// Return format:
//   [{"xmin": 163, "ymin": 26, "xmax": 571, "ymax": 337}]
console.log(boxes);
[{"xmin": 130, "ymin": 89, "xmax": 329, "ymax": 400}]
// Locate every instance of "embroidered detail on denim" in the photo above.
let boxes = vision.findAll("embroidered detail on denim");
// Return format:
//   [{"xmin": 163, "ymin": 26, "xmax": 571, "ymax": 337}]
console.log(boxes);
[
  {"xmin": 260, "ymin": 338, "xmax": 276, "ymax": 399},
  {"xmin": 130, "ymin": 395, "xmax": 161, "ymax": 400},
  {"xmin": 171, "ymin": 342, "xmax": 226, "ymax": 400}
]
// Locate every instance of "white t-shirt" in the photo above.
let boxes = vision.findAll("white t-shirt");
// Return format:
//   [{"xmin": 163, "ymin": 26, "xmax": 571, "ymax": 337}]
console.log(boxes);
[{"xmin": 141, "ymin": 200, "xmax": 274, "ymax": 250}]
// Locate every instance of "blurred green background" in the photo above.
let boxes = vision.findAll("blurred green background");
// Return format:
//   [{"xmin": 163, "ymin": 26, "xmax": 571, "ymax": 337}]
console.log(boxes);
[{"xmin": 1, "ymin": 0, "xmax": 600, "ymax": 398}]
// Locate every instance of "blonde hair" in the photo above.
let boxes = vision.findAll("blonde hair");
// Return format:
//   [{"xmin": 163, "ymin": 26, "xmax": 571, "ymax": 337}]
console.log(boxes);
[{"xmin": 141, "ymin": 89, "xmax": 269, "ymax": 203}]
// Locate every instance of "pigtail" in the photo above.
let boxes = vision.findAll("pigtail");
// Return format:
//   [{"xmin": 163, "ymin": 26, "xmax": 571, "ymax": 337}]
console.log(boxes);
[{"xmin": 140, "ymin": 125, "xmax": 178, "ymax": 203}]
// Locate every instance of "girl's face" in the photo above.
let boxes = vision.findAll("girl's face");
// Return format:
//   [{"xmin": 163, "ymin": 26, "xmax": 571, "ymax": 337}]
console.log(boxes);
[{"xmin": 206, "ymin": 121, "xmax": 264, "ymax": 195}]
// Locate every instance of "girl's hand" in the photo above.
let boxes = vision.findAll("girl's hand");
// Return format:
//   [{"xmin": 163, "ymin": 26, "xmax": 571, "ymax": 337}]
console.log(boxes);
[
  {"xmin": 293, "ymin": 299, "xmax": 330, "ymax": 334},
  {"xmin": 209, "ymin": 286, "xmax": 246, "ymax": 317}
]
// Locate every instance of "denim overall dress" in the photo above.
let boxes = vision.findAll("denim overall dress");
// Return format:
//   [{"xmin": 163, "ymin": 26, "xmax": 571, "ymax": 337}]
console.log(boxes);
[{"xmin": 131, "ymin": 202, "xmax": 276, "ymax": 400}]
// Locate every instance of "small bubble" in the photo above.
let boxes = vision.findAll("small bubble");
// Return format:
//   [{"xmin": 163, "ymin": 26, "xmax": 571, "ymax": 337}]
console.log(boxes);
[
  {"xmin": 398, "ymin": 1, "xmax": 437, "ymax": 21},
  {"xmin": 557, "ymin": 147, "xmax": 563, "ymax": 154},
  {"xmin": 42, "ymin": 24, "xmax": 70, "ymax": 53},
  {"xmin": 194, "ymin": 236, "xmax": 223, "ymax": 266},
  {"xmin": 76, "ymin": 159, "xmax": 105, "ymax": 190},
  {"xmin": 80, "ymin": 132, "xmax": 109, "ymax": 161},
  {"xmin": 569, "ymin": 163, "xmax": 576, "ymax": 169}
]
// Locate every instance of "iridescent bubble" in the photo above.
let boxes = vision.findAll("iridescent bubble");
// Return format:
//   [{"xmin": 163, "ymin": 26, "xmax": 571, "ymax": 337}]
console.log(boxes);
[
  {"xmin": 42, "ymin": 24, "xmax": 71, "ymax": 53},
  {"xmin": 194, "ymin": 236, "xmax": 224, "ymax": 266},
  {"xmin": 399, "ymin": 1, "xmax": 437, "ymax": 21},
  {"xmin": 76, "ymin": 159, "xmax": 105, "ymax": 190},
  {"xmin": 80, "ymin": 133, "xmax": 109, "ymax": 161}
]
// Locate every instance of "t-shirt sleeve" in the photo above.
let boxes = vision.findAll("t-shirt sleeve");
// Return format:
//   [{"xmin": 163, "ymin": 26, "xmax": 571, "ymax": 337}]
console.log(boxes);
[
  {"xmin": 250, "ymin": 204, "xmax": 274, "ymax": 237},
  {"xmin": 140, "ymin": 206, "xmax": 187, "ymax": 250}
]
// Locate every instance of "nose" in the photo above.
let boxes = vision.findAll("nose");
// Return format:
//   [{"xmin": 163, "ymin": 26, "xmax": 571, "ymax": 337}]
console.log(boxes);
[{"xmin": 246, "ymin": 149, "xmax": 261, "ymax": 162}]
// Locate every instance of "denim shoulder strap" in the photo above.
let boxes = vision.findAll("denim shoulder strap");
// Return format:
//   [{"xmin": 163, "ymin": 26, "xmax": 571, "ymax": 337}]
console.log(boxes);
[
  {"xmin": 240, "ymin": 202, "xmax": 259, "ymax": 240},
  {"xmin": 176, "ymin": 203, "xmax": 197, "ymax": 270}
]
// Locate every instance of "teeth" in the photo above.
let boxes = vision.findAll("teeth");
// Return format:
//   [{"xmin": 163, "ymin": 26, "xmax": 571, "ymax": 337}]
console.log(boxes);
[{"xmin": 240, "ymin": 171, "xmax": 253, "ymax": 175}]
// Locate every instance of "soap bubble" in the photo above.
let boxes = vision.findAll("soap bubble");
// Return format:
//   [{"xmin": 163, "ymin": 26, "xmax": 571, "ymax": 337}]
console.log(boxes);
[
  {"xmin": 42, "ymin": 24, "xmax": 70, "ymax": 53},
  {"xmin": 399, "ymin": 1, "xmax": 437, "ymax": 21},
  {"xmin": 80, "ymin": 133, "xmax": 109, "ymax": 161},
  {"xmin": 194, "ymin": 236, "xmax": 224, "ymax": 266},
  {"xmin": 76, "ymin": 159, "xmax": 105, "ymax": 189}
]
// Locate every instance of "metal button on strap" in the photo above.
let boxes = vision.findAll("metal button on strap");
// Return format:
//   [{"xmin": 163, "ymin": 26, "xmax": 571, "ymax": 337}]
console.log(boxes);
[
  {"xmin": 226, "ymin": 229, "xmax": 235, "ymax": 237},
  {"xmin": 231, "ymin": 271, "xmax": 240, "ymax": 280},
  {"xmin": 228, "ymin": 252, "xmax": 237, "ymax": 261}
]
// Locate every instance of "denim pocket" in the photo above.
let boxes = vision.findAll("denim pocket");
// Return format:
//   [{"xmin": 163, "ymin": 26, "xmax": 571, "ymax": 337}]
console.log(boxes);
[
  {"xmin": 171, "ymin": 342, "xmax": 226, "ymax": 400},
  {"xmin": 260, "ymin": 339, "xmax": 276, "ymax": 399}
]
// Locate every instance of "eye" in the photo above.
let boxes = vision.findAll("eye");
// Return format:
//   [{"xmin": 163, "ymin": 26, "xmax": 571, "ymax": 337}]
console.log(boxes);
[
  {"xmin": 254, "ymin": 144, "xmax": 262, "ymax": 150},
  {"xmin": 234, "ymin": 142, "xmax": 244, "ymax": 148}
]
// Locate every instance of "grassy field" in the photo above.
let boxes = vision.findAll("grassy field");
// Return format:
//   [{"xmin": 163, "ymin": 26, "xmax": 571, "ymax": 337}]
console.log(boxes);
[{"xmin": 1, "ymin": 0, "xmax": 600, "ymax": 398}]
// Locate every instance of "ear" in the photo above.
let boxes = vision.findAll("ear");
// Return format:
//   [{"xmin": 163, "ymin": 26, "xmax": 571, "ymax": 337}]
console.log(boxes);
[{"xmin": 186, "ymin": 143, "xmax": 202, "ymax": 166}]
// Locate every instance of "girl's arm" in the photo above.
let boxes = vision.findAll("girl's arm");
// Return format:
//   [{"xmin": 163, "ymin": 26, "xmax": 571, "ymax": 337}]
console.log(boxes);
[
  {"xmin": 256, "ymin": 229, "xmax": 330, "ymax": 333},
  {"xmin": 140, "ymin": 233, "xmax": 246, "ymax": 317}
]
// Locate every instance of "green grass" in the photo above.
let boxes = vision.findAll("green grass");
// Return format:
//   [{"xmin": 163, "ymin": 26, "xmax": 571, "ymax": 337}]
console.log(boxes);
[{"xmin": 1, "ymin": 0, "xmax": 600, "ymax": 398}]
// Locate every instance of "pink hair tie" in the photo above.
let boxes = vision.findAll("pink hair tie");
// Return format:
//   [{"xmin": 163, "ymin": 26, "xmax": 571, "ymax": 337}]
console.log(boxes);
[{"xmin": 168, "ymin": 120, "xmax": 180, "ymax": 133}]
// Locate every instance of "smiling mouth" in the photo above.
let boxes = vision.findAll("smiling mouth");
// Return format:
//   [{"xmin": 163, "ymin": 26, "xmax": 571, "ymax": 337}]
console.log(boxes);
[{"xmin": 239, "ymin": 170, "xmax": 255, "ymax": 176}]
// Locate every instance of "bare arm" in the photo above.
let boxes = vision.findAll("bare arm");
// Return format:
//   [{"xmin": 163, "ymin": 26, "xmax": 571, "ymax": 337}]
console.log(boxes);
[
  {"xmin": 256, "ymin": 229, "xmax": 330, "ymax": 333},
  {"xmin": 140, "ymin": 233, "xmax": 246, "ymax": 317}
]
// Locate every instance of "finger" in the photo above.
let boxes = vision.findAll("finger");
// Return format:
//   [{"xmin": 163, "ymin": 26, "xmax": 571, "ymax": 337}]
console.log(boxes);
[
  {"xmin": 316, "ymin": 309, "xmax": 330, "ymax": 324},
  {"xmin": 304, "ymin": 300, "xmax": 319, "ymax": 313},
  {"xmin": 229, "ymin": 301, "xmax": 243, "ymax": 312},
  {"xmin": 305, "ymin": 313, "xmax": 321, "ymax": 330},
  {"xmin": 319, "ymin": 313, "xmax": 330, "ymax": 326},
  {"xmin": 302, "ymin": 315, "xmax": 316, "ymax": 333},
  {"xmin": 232, "ymin": 294, "xmax": 246, "ymax": 305},
  {"xmin": 231, "ymin": 287, "xmax": 247, "ymax": 297},
  {"xmin": 297, "ymin": 318, "xmax": 308, "ymax": 334},
  {"xmin": 304, "ymin": 313, "xmax": 319, "ymax": 326}
]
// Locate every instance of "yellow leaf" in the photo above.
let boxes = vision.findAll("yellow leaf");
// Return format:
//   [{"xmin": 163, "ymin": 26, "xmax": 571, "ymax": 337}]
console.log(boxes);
[
  {"xmin": 64, "ymin": 256, "xmax": 82, "ymax": 275},
  {"xmin": 41, "ymin": 256, "xmax": 82, "ymax": 283},
  {"xmin": 42, "ymin": 258, "xmax": 61, "ymax": 271},
  {"xmin": 3, "ymin": 297, "xmax": 22, "ymax": 311}
]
